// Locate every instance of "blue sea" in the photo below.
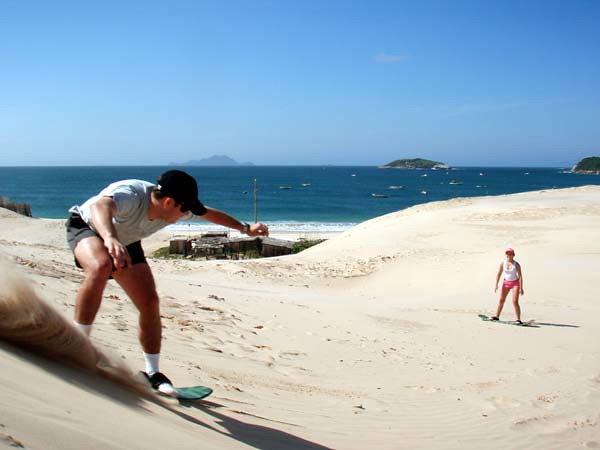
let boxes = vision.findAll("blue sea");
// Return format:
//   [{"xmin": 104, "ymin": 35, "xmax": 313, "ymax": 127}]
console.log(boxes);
[{"xmin": 0, "ymin": 166, "xmax": 597, "ymax": 233}]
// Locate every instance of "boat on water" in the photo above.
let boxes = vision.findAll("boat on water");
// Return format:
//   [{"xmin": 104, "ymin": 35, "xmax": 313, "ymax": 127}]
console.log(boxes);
[
  {"xmin": 371, "ymin": 193, "xmax": 389, "ymax": 198},
  {"xmin": 449, "ymin": 180, "xmax": 463, "ymax": 185},
  {"xmin": 420, "ymin": 190, "xmax": 428, "ymax": 195},
  {"xmin": 421, "ymin": 173, "xmax": 428, "ymax": 177},
  {"xmin": 301, "ymin": 183, "xmax": 311, "ymax": 187},
  {"xmin": 388, "ymin": 185, "xmax": 405, "ymax": 190},
  {"xmin": 279, "ymin": 186, "xmax": 292, "ymax": 190}
]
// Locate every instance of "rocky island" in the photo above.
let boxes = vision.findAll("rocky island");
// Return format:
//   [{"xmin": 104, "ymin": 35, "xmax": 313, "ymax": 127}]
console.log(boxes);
[
  {"xmin": 572, "ymin": 156, "xmax": 600, "ymax": 174},
  {"xmin": 170, "ymin": 155, "xmax": 253, "ymax": 166},
  {"xmin": 379, "ymin": 158, "xmax": 449, "ymax": 169}
]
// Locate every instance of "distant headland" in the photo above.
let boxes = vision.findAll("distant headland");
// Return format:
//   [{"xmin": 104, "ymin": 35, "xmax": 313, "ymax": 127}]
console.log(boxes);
[
  {"xmin": 572, "ymin": 156, "xmax": 600, "ymax": 174},
  {"xmin": 378, "ymin": 158, "xmax": 449, "ymax": 170},
  {"xmin": 169, "ymin": 155, "xmax": 253, "ymax": 166}
]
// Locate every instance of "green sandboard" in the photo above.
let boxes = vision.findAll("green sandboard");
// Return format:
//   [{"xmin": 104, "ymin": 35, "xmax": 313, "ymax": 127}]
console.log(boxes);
[
  {"xmin": 174, "ymin": 385, "xmax": 213, "ymax": 401},
  {"xmin": 478, "ymin": 314, "xmax": 536, "ymax": 327}
]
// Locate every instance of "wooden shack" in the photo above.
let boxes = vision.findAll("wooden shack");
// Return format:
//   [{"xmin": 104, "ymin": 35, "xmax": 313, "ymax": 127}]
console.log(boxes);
[
  {"xmin": 259, "ymin": 238, "xmax": 294, "ymax": 257},
  {"xmin": 191, "ymin": 235, "xmax": 229, "ymax": 258},
  {"xmin": 168, "ymin": 236, "xmax": 294, "ymax": 259},
  {"xmin": 224, "ymin": 237, "xmax": 260, "ymax": 256},
  {"xmin": 169, "ymin": 237, "xmax": 191, "ymax": 255}
]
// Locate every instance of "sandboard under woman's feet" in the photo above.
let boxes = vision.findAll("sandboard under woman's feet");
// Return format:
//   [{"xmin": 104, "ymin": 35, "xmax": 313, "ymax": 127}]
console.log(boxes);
[{"xmin": 478, "ymin": 314, "xmax": 537, "ymax": 327}]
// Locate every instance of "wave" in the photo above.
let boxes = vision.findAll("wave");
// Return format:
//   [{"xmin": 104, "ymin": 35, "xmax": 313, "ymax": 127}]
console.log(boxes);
[
  {"xmin": 0, "ymin": 260, "xmax": 147, "ymax": 394},
  {"xmin": 168, "ymin": 221, "xmax": 357, "ymax": 233}
]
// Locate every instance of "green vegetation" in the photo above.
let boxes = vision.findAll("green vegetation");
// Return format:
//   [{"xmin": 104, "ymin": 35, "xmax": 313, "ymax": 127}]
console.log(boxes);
[
  {"xmin": 151, "ymin": 244, "xmax": 263, "ymax": 260},
  {"xmin": 153, "ymin": 237, "xmax": 324, "ymax": 260},
  {"xmin": 380, "ymin": 158, "xmax": 448, "ymax": 169},
  {"xmin": 573, "ymin": 156, "xmax": 600, "ymax": 173},
  {"xmin": 0, "ymin": 197, "xmax": 32, "ymax": 217},
  {"xmin": 151, "ymin": 246, "xmax": 185, "ymax": 259},
  {"xmin": 292, "ymin": 238, "xmax": 325, "ymax": 254}
]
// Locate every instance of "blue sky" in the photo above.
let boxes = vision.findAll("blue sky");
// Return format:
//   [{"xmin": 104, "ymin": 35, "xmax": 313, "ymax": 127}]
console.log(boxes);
[{"xmin": 1, "ymin": 1, "xmax": 599, "ymax": 166}]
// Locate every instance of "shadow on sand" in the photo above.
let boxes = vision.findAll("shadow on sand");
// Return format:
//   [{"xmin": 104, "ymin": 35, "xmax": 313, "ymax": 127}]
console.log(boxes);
[
  {"xmin": 0, "ymin": 342, "xmax": 150, "ymax": 409},
  {"xmin": 1, "ymin": 342, "xmax": 331, "ymax": 450},
  {"xmin": 173, "ymin": 400, "xmax": 331, "ymax": 450},
  {"xmin": 535, "ymin": 321, "xmax": 580, "ymax": 328}
]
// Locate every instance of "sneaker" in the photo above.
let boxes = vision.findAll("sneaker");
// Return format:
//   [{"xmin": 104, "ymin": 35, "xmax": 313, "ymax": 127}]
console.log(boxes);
[
  {"xmin": 490, "ymin": 316, "xmax": 499, "ymax": 321},
  {"xmin": 515, "ymin": 320, "xmax": 523, "ymax": 326},
  {"xmin": 141, "ymin": 371, "xmax": 178, "ymax": 397}
]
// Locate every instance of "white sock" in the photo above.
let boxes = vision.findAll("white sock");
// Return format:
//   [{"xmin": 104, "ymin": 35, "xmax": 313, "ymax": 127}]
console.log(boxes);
[
  {"xmin": 143, "ymin": 352, "xmax": 160, "ymax": 376},
  {"xmin": 143, "ymin": 353, "xmax": 177, "ymax": 396},
  {"xmin": 74, "ymin": 322, "xmax": 93, "ymax": 336}
]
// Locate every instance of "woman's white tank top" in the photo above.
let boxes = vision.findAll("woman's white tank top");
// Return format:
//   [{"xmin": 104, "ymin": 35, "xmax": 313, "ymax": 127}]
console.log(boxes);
[{"xmin": 503, "ymin": 260, "xmax": 519, "ymax": 281}]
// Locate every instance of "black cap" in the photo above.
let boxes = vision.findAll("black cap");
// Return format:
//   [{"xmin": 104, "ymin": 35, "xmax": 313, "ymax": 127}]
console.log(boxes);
[{"xmin": 156, "ymin": 170, "xmax": 207, "ymax": 216}]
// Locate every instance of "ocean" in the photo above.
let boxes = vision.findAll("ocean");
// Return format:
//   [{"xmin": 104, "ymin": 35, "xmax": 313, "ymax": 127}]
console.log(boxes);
[{"xmin": 0, "ymin": 166, "xmax": 597, "ymax": 233}]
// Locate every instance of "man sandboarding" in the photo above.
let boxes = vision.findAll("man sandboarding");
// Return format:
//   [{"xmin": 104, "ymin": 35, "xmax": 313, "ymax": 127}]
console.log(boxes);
[{"xmin": 66, "ymin": 170, "xmax": 268, "ymax": 398}]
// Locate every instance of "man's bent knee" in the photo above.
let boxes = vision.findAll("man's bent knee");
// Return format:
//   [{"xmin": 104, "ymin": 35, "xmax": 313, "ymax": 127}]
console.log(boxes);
[{"xmin": 82, "ymin": 256, "xmax": 113, "ymax": 280}]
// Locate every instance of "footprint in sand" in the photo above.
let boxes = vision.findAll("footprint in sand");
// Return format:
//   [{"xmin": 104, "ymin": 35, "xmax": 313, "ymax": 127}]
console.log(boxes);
[
  {"xmin": 0, "ymin": 432, "xmax": 25, "ymax": 448},
  {"xmin": 511, "ymin": 414, "xmax": 555, "ymax": 429},
  {"xmin": 488, "ymin": 396, "xmax": 522, "ymax": 408},
  {"xmin": 278, "ymin": 350, "xmax": 307, "ymax": 360}
]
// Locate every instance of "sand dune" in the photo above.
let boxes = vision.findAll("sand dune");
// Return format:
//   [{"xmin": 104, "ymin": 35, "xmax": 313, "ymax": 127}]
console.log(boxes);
[
  {"xmin": 0, "ymin": 262, "xmax": 149, "ymax": 394},
  {"xmin": 1, "ymin": 187, "xmax": 599, "ymax": 449}
]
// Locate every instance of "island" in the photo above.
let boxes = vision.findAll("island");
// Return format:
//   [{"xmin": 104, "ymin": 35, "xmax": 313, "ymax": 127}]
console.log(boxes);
[
  {"xmin": 572, "ymin": 156, "xmax": 600, "ymax": 174},
  {"xmin": 378, "ymin": 158, "xmax": 449, "ymax": 170},
  {"xmin": 169, "ymin": 155, "xmax": 253, "ymax": 166}
]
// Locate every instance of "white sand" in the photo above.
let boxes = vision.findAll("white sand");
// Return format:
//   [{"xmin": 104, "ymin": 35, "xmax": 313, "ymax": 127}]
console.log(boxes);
[{"xmin": 1, "ymin": 186, "xmax": 599, "ymax": 450}]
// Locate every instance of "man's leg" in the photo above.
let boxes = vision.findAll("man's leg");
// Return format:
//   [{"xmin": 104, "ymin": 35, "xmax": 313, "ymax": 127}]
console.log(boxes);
[
  {"xmin": 112, "ymin": 264, "xmax": 176, "ymax": 394},
  {"xmin": 111, "ymin": 262, "xmax": 161, "ymax": 354},
  {"xmin": 73, "ymin": 236, "xmax": 114, "ymax": 329}
]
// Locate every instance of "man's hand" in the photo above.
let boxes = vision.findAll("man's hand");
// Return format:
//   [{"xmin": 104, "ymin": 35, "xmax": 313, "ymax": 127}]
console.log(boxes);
[
  {"xmin": 247, "ymin": 223, "xmax": 269, "ymax": 237},
  {"xmin": 104, "ymin": 236, "xmax": 131, "ymax": 269},
  {"xmin": 90, "ymin": 197, "xmax": 130, "ymax": 269}
]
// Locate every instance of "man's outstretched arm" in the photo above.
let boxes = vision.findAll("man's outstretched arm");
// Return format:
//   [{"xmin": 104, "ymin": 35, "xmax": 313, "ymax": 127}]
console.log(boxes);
[{"xmin": 199, "ymin": 207, "xmax": 269, "ymax": 237}]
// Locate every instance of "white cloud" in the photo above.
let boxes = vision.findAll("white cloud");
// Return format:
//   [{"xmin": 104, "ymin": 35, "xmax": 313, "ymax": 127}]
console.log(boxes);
[{"xmin": 374, "ymin": 52, "xmax": 409, "ymax": 63}]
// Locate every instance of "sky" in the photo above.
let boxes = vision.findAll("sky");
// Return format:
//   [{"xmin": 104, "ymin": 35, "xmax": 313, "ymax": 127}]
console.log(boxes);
[{"xmin": 1, "ymin": 0, "xmax": 599, "ymax": 167}]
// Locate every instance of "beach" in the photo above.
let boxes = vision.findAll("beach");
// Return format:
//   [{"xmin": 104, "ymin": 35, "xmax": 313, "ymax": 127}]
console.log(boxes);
[{"xmin": 1, "ymin": 186, "xmax": 599, "ymax": 449}]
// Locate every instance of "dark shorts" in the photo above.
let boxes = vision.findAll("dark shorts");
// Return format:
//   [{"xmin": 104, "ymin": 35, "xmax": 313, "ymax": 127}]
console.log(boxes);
[{"xmin": 65, "ymin": 213, "xmax": 147, "ymax": 268}]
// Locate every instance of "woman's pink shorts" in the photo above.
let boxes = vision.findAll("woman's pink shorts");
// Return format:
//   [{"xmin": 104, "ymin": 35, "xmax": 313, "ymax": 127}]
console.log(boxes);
[{"xmin": 503, "ymin": 279, "xmax": 520, "ymax": 289}]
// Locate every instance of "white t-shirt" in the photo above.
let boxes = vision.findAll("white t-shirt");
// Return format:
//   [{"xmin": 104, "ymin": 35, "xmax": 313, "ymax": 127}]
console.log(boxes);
[
  {"xmin": 503, "ymin": 260, "xmax": 519, "ymax": 281},
  {"xmin": 70, "ymin": 180, "xmax": 172, "ymax": 246}
]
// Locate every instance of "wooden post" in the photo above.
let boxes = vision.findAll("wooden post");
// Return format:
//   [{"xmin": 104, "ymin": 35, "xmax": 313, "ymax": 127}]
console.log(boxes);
[{"xmin": 253, "ymin": 178, "xmax": 258, "ymax": 223}]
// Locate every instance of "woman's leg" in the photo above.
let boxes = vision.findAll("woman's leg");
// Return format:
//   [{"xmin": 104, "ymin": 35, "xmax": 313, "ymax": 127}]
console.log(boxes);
[
  {"xmin": 495, "ymin": 286, "xmax": 510, "ymax": 318},
  {"xmin": 511, "ymin": 287, "xmax": 521, "ymax": 321}
]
